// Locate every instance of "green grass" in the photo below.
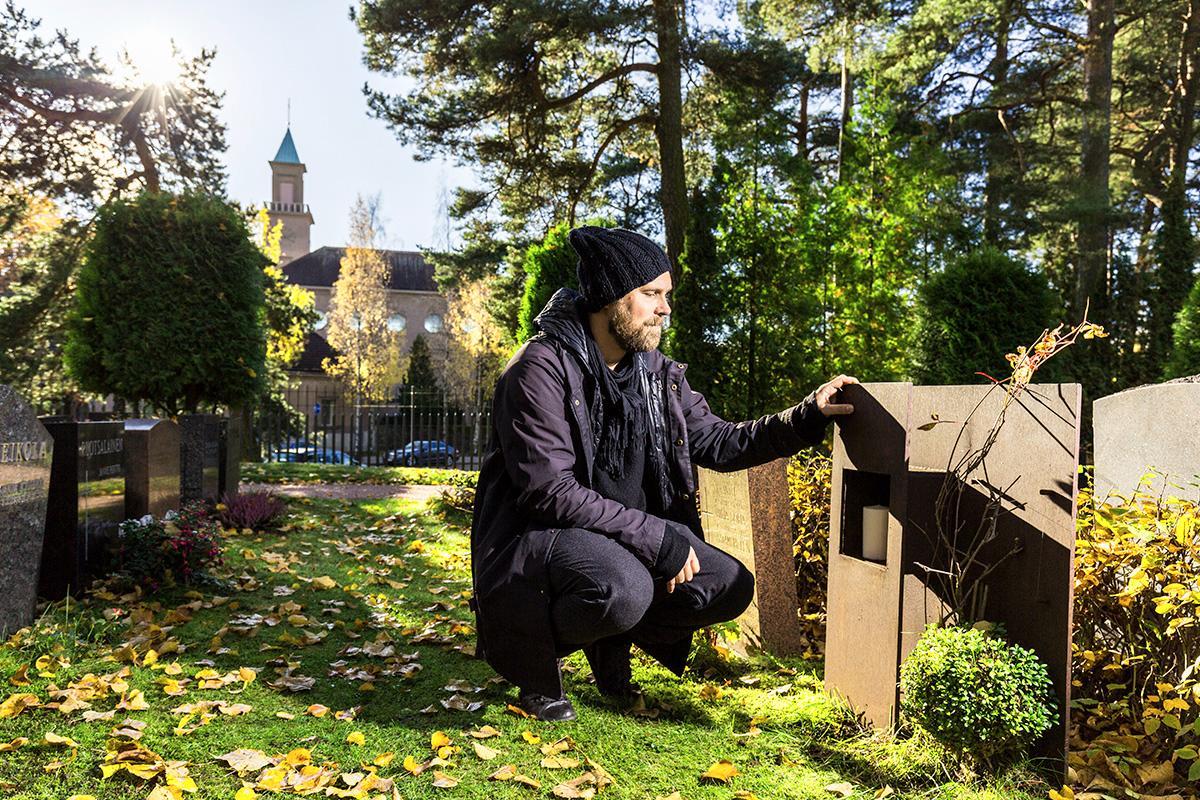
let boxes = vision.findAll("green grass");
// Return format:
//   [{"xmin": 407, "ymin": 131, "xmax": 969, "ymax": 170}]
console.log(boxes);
[
  {"xmin": 0, "ymin": 494, "xmax": 1050, "ymax": 799},
  {"xmin": 241, "ymin": 462, "xmax": 477, "ymax": 487}
]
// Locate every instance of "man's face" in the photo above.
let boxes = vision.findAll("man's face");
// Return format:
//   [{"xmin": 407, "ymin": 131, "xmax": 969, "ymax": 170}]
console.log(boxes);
[{"xmin": 606, "ymin": 270, "xmax": 673, "ymax": 353}]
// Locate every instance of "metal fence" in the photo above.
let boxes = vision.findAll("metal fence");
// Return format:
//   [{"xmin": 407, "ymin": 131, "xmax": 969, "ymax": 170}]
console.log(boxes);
[{"xmin": 256, "ymin": 385, "xmax": 493, "ymax": 470}]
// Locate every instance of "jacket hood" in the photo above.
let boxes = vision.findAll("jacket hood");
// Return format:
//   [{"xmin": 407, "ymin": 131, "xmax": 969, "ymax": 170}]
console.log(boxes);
[{"xmin": 532, "ymin": 287, "xmax": 592, "ymax": 366}]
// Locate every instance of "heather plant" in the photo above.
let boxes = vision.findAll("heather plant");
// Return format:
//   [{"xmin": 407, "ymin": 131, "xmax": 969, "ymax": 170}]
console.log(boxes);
[{"xmin": 218, "ymin": 490, "xmax": 287, "ymax": 532}]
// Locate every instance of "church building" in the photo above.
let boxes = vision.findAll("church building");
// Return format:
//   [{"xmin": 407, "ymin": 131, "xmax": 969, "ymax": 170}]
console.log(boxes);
[{"xmin": 265, "ymin": 128, "xmax": 449, "ymax": 405}]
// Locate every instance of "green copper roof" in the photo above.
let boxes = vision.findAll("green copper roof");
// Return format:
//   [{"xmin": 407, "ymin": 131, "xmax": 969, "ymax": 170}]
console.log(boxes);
[{"xmin": 273, "ymin": 128, "xmax": 301, "ymax": 164}]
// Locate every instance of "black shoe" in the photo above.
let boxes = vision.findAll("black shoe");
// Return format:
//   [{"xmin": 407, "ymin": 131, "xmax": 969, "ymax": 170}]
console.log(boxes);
[
  {"xmin": 518, "ymin": 690, "xmax": 577, "ymax": 722},
  {"xmin": 583, "ymin": 636, "xmax": 637, "ymax": 700}
]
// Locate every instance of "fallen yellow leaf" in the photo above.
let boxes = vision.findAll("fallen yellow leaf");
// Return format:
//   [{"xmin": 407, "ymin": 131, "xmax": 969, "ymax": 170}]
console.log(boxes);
[
  {"xmin": 346, "ymin": 731, "xmax": 366, "ymax": 746},
  {"xmin": 522, "ymin": 730, "xmax": 541, "ymax": 745},
  {"xmin": 825, "ymin": 783, "xmax": 855, "ymax": 797},
  {"xmin": 469, "ymin": 725, "xmax": 502, "ymax": 739},
  {"xmin": 430, "ymin": 731, "xmax": 451, "ymax": 750},
  {"xmin": 700, "ymin": 760, "xmax": 739, "ymax": 784},
  {"xmin": 473, "ymin": 742, "xmax": 499, "ymax": 760},
  {"xmin": 431, "ymin": 770, "xmax": 459, "ymax": 788}
]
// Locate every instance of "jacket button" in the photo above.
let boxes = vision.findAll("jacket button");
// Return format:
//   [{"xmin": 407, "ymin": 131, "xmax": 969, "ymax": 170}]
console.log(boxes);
[
  {"xmin": 671, "ymin": 383, "xmax": 678, "ymax": 391},
  {"xmin": 573, "ymin": 399, "xmax": 580, "ymax": 406},
  {"xmin": 675, "ymin": 438, "xmax": 684, "ymax": 446}
]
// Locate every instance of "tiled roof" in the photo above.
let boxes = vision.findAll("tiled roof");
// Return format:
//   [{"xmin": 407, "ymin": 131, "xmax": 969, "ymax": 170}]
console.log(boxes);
[
  {"xmin": 282, "ymin": 247, "xmax": 439, "ymax": 292},
  {"xmin": 292, "ymin": 330, "xmax": 336, "ymax": 373}
]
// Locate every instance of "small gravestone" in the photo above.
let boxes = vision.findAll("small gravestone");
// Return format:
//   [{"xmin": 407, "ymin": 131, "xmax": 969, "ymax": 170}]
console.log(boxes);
[
  {"xmin": 124, "ymin": 419, "xmax": 180, "ymax": 519},
  {"xmin": 0, "ymin": 386, "xmax": 54, "ymax": 635},
  {"xmin": 218, "ymin": 416, "xmax": 242, "ymax": 499},
  {"xmin": 179, "ymin": 414, "xmax": 220, "ymax": 502},
  {"xmin": 40, "ymin": 420, "xmax": 125, "ymax": 600},
  {"xmin": 1093, "ymin": 376, "xmax": 1200, "ymax": 499},
  {"xmin": 697, "ymin": 457, "xmax": 804, "ymax": 655}
]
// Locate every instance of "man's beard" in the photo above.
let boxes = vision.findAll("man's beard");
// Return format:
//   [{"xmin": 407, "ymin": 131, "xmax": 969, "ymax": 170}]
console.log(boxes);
[{"xmin": 609, "ymin": 303, "xmax": 663, "ymax": 352}]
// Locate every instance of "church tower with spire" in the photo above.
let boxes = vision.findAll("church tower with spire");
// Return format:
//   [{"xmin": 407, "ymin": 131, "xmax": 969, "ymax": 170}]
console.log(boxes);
[{"xmin": 267, "ymin": 128, "xmax": 314, "ymax": 264}]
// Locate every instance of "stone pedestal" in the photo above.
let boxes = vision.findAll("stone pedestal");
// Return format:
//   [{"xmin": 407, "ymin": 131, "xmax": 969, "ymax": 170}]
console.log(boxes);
[
  {"xmin": 179, "ymin": 414, "xmax": 220, "ymax": 502},
  {"xmin": 0, "ymin": 386, "xmax": 54, "ymax": 635},
  {"xmin": 1093, "ymin": 378, "xmax": 1200, "ymax": 499},
  {"xmin": 825, "ymin": 382, "xmax": 1081, "ymax": 767},
  {"xmin": 697, "ymin": 457, "xmax": 804, "ymax": 656},
  {"xmin": 124, "ymin": 419, "xmax": 180, "ymax": 519},
  {"xmin": 40, "ymin": 420, "xmax": 125, "ymax": 599}
]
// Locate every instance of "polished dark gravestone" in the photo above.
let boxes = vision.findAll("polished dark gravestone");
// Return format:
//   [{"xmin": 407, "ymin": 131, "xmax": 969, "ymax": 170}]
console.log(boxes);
[
  {"xmin": 697, "ymin": 457, "xmax": 805, "ymax": 655},
  {"xmin": 218, "ymin": 415, "xmax": 242, "ymax": 499},
  {"xmin": 1093, "ymin": 376, "xmax": 1200, "ymax": 499},
  {"xmin": 179, "ymin": 414, "xmax": 220, "ymax": 502},
  {"xmin": 124, "ymin": 419, "xmax": 180, "ymax": 519},
  {"xmin": 825, "ymin": 382, "xmax": 1081, "ymax": 767},
  {"xmin": 0, "ymin": 386, "xmax": 54, "ymax": 635},
  {"xmin": 39, "ymin": 420, "xmax": 126, "ymax": 600}
]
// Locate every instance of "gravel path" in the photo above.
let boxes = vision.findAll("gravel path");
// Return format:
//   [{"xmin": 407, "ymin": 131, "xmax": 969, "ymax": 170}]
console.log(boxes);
[{"xmin": 240, "ymin": 482, "xmax": 445, "ymax": 501}]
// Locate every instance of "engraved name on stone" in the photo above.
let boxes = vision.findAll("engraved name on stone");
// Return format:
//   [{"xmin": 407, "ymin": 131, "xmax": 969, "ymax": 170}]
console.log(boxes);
[{"xmin": 0, "ymin": 440, "xmax": 50, "ymax": 463}]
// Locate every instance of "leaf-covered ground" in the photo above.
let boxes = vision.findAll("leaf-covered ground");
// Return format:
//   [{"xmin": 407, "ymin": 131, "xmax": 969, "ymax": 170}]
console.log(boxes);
[{"xmin": 0, "ymin": 493, "xmax": 1050, "ymax": 799}]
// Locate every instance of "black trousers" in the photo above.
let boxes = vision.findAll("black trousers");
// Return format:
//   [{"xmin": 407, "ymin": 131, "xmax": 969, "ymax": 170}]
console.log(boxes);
[{"xmin": 545, "ymin": 525, "xmax": 755, "ymax": 656}]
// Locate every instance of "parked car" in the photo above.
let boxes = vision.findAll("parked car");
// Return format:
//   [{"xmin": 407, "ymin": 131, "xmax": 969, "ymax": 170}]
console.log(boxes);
[
  {"xmin": 384, "ymin": 440, "xmax": 458, "ymax": 467},
  {"xmin": 267, "ymin": 444, "xmax": 359, "ymax": 466},
  {"xmin": 305, "ymin": 448, "xmax": 359, "ymax": 466}
]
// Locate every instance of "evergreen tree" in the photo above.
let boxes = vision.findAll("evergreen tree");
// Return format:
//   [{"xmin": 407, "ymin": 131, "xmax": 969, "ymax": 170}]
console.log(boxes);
[
  {"xmin": 516, "ymin": 222, "xmax": 583, "ymax": 344},
  {"xmin": 64, "ymin": 191, "xmax": 266, "ymax": 414}
]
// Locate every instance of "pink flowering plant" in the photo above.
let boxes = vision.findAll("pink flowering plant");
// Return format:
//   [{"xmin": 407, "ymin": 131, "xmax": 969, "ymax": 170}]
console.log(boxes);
[{"xmin": 116, "ymin": 501, "xmax": 224, "ymax": 590}]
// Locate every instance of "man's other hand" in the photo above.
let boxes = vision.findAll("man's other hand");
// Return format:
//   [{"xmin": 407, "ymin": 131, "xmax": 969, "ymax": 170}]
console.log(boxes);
[
  {"xmin": 815, "ymin": 374, "xmax": 860, "ymax": 416},
  {"xmin": 666, "ymin": 547, "xmax": 700, "ymax": 593}
]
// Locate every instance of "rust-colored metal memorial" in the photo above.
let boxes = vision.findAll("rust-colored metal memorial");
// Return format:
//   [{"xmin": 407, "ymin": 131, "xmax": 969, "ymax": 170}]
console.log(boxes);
[{"xmin": 824, "ymin": 382, "xmax": 1082, "ymax": 764}]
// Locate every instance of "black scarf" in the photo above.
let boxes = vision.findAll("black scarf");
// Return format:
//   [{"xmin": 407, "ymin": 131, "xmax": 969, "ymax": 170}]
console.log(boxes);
[{"xmin": 583, "ymin": 334, "xmax": 646, "ymax": 482}]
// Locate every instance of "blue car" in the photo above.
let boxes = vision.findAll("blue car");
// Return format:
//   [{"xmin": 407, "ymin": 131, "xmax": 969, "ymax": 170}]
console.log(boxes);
[{"xmin": 384, "ymin": 440, "xmax": 458, "ymax": 467}]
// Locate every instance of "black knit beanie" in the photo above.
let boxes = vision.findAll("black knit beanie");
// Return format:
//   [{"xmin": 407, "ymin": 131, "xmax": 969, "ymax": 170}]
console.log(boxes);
[{"xmin": 567, "ymin": 226, "xmax": 673, "ymax": 312}]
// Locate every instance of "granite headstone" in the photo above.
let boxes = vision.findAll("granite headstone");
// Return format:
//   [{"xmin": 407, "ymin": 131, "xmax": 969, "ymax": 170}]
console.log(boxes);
[
  {"xmin": 1093, "ymin": 376, "xmax": 1200, "ymax": 499},
  {"xmin": 0, "ymin": 386, "xmax": 54, "ymax": 635},
  {"xmin": 40, "ymin": 420, "xmax": 126, "ymax": 599},
  {"xmin": 124, "ymin": 418, "xmax": 180, "ymax": 519},
  {"xmin": 218, "ymin": 415, "xmax": 242, "ymax": 499},
  {"xmin": 697, "ymin": 457, "xmax": 804, "ymax": 655},
  {"xmin": 179, "ymin": 414, "xmax": 220, "ymax": 502}
]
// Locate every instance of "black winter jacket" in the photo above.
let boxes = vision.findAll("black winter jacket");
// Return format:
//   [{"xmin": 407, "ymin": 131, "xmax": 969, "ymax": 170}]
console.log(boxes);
[{"xmin": 469, "ymin": 288, "xmax": 830, "ymax": 697}]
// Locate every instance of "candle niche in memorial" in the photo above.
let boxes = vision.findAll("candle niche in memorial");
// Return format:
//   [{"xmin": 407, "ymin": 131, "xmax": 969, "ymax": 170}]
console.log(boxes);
[{"xmin": 838, "ymin": 468, "xmax": 891, "ymax": 564}]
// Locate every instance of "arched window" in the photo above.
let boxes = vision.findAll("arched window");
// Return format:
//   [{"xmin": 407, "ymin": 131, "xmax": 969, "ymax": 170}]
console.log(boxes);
[{"xmin": 424, "ymin": 314, "xmax": 443, "ymax": 333}]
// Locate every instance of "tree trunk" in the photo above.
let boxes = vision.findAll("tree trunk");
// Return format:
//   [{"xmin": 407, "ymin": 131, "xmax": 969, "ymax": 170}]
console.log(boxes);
[
  {"xmin": 983, "ymin": 4, "xmax": 1011, "ymax": 245},
  {"xmin": 836, "ymin": 22, "xmax": 854, "ymax": 182},
  {"xmin": 652, "ymin": 0, "xmax": 689, "ymax": 272},
  {"xmin": 1075, "ymin": 0, "xmax": 1115, "ymax": 322},
  {"xmin": 1152, "ymin": 0, "xmax": 1200, "ymax": 371}
]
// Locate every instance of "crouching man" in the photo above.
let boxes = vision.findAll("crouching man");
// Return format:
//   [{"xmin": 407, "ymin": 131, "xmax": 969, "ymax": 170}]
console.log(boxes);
[{"xmin": 469, "ymin": 225, "xmax": 858, "ymax": 720}]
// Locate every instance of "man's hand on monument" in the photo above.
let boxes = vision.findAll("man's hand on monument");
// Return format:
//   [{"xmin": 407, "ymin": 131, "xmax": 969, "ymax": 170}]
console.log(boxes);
[
  {"xmin": 666, "ymin": 547, "xmax": 700, "ymax": 593},
  {"xmin": 815, "ymin": 374, "xmax": 860, "ymax": 417}
]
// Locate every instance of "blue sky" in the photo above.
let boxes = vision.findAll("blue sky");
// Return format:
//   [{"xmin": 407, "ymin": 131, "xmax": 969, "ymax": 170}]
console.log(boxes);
[{"xmin": 33, "ymin": 1, "xmax": 476, "ymax": 251}]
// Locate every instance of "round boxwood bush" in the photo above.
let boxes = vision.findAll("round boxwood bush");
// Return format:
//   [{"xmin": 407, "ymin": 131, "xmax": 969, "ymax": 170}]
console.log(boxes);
[{"xmin": 899, "ymin": 624, "xmax": 1057, "ymax": 762}]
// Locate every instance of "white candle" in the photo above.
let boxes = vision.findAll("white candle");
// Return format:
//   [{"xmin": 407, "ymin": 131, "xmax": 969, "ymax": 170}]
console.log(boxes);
[{"xmin": 862, "ymin": 505, "xmax": 889, "ymax": 563}]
